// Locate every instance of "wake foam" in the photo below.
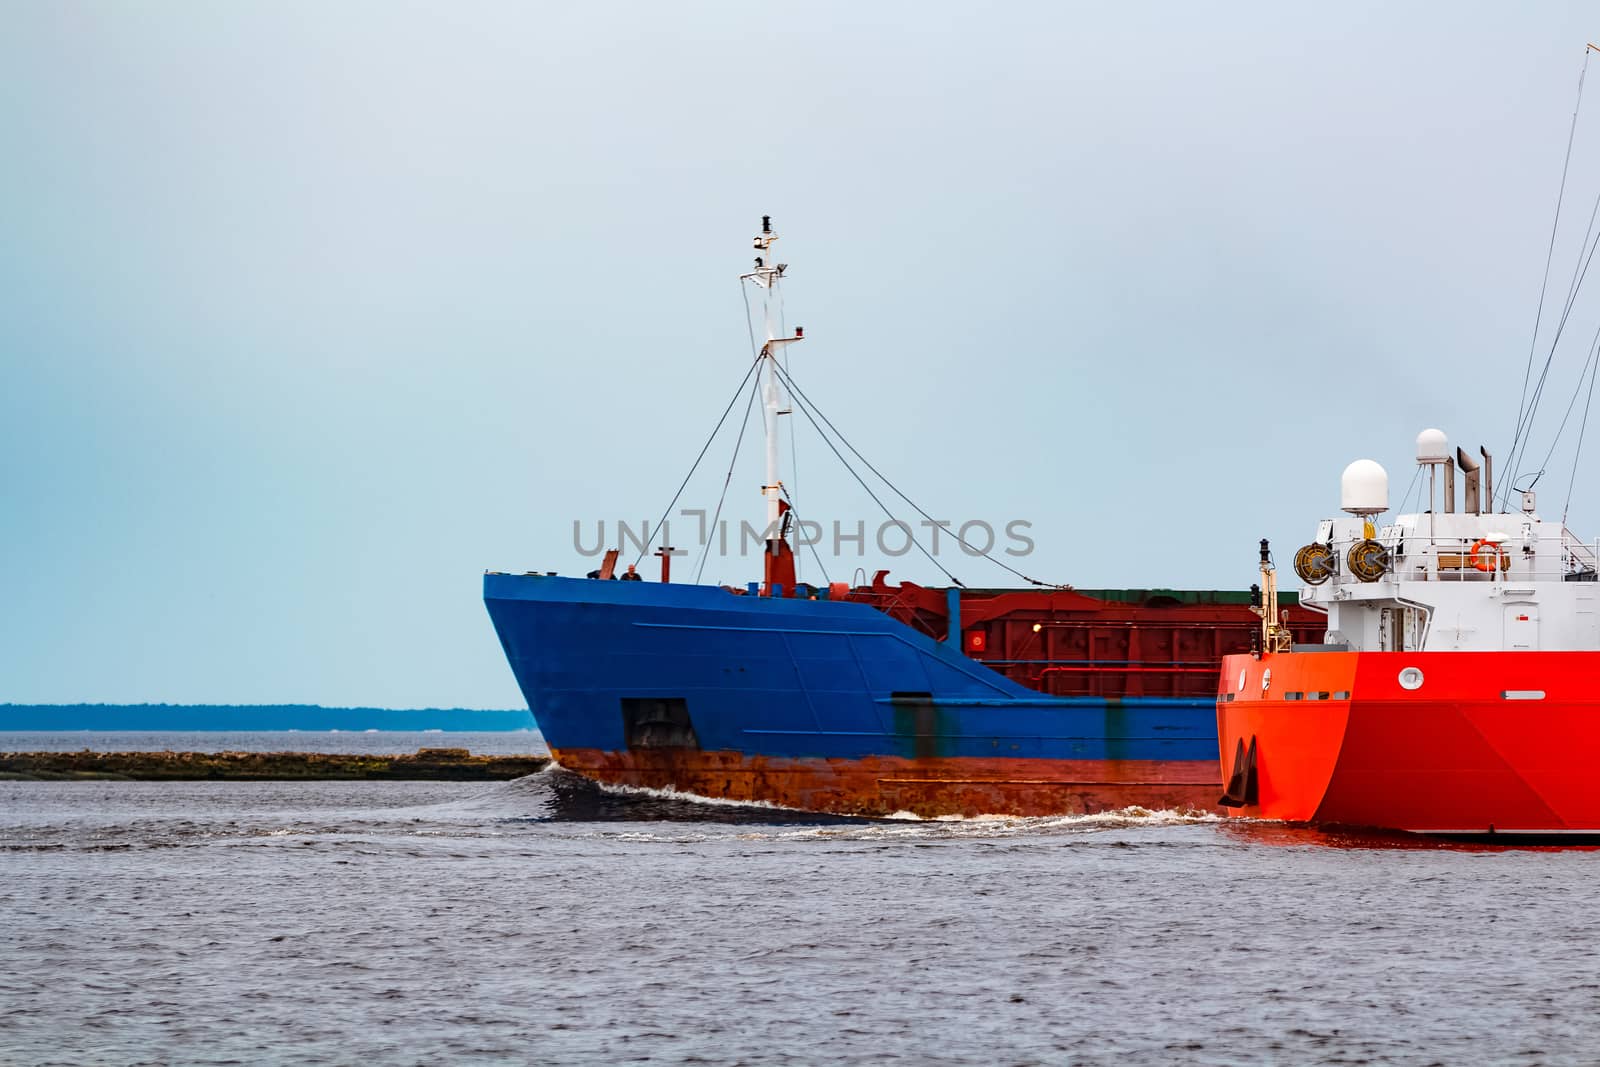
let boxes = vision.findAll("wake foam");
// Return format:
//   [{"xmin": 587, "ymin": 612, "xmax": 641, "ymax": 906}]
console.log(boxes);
[
  {"xmin": 590, "ymin": 778, "xmax": 799, "ymax": 813},
  {"xmin": 762, "ymin": 806, "xmax": 1221, "ymax": 841},
  {"xmin": 442, "ymin": 765, "xmax": 1223, "ymax": 836},
  {"xmin": 586, "ymin": 777, "xmax": 1219, "ymax": 837}
]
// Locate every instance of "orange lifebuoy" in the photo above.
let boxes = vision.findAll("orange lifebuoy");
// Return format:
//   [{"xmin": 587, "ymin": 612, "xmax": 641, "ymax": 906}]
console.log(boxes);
[{"xmin": 1469, "ymin": 538, "xmax": 1505, "ymax": 573}]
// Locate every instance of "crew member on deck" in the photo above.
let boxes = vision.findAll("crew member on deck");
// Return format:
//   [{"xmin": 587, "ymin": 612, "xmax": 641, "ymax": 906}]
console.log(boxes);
[{"xmin": 620, "ymin": 564, "xmax": 643, "ymax": 581}]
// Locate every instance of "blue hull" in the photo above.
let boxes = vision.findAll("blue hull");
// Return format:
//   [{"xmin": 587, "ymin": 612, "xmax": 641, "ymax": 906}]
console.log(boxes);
[{"xmin": 483, "ymin": 573, "xmax": 1224, "ymax": 816}]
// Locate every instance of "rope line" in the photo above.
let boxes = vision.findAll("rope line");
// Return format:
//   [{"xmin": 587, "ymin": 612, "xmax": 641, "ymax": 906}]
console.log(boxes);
[
  {"xmin": 649, "ymin": 282, "xmax": 1061, "ymax": 589},
  {"xmin": 694, "ymin": 372, "xmax": 763, "ymax": 584},
  {"xmin": 1511, "ymin": 294, "xmax": 1600, "ymax": 501},
  {"xmin": 1530, "ymin": 321, "xmax": 1600, "ymax": 481},
  {"xmin": 634, "ymin": 353, "xmax": 762, "ymax": 566},
  {"xmin": 1564, "ymin": 329, "xmax": 1600, "ymax": 522},
  {"xmin": 787, "ymin": 400, "xmax": 962, "ymax": 586},
  {"xmin": 1395, "ymin": 463, "xmax": 1424, "ymax": 519},
  {"xmin": 778, "ymin": 486, "xmax": 832, "ymax": 586},
  {"xmin": 1507, "ymin": 48, "xmax": 1591, "ymax": 507},
  {"xmin": 740, "ymin": 282, "xmax": 761, "ymax": 359},
  {"xmin": 772, "ymin": 362, "xmax": 964, "ymax": 587},
  {"xmin": 771, "ymin": 359, "xmax": 1061, "ymax": 588}
]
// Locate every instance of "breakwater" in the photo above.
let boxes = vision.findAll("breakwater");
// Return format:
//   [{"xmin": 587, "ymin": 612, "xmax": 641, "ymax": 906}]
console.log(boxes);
[{"xmin": 0, "ymin": 748, "xmax": 550, "ymax": 781}]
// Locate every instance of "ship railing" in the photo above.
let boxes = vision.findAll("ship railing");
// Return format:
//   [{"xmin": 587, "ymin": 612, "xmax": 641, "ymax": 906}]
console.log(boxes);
[
  {"xmin": 1329, "ymin": 533, "xmax": 1600, "ymax": 583},
  {"xmin": 1559, "ymin": 530, "xmax": 1600, "ymax": 577}
]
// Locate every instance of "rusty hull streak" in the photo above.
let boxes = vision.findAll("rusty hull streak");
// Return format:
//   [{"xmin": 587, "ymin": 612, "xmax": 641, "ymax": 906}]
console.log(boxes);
[{"xmin": 550, "ymin": 748, "xmax": 1221, "ymax": 818}]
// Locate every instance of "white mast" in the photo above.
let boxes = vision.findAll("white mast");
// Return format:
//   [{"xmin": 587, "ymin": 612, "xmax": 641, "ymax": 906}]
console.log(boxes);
[{"xmin": 741, "ymin": 216, "xmax": 803, "ymax": 546}]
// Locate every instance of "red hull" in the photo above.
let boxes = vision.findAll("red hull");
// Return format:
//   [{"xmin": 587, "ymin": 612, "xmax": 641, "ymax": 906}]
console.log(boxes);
[
  {"xmin": 552, "ymin": 747, "xmax": 1221, "ymax": 819},
  {"xmin": 1217, "ymin": 650, "xmax": 1600, "ymax": 834}
]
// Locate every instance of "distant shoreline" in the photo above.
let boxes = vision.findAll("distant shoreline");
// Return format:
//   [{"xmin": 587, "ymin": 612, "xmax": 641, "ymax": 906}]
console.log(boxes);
[{"xmin": 0, "ymin": 704, "xmax": 535, "ymax": 732}]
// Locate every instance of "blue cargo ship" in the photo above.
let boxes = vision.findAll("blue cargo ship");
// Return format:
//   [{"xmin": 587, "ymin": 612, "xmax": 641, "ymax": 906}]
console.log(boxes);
[{"xmin": 484, "ymin": 220, "xmax": 1320, "ymax": 816}]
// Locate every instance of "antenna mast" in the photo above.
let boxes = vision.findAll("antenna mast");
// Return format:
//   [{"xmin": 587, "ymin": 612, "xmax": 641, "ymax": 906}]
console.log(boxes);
[{"xmin": 741, "ymin": 216, "xmax": 805, "ymax": 594}]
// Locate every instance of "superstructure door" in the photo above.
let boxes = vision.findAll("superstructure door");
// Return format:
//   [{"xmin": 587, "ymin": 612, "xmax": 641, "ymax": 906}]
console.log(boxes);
[{"xmin": 1504, "ymin": 606, "xmax": 1539, "ymax": 651}]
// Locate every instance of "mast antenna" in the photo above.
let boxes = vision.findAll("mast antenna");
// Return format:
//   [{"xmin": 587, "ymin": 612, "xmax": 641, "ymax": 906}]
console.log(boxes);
[{"xmin": 740, "ymin": 216, "xmax": 806, "ymax": 594}]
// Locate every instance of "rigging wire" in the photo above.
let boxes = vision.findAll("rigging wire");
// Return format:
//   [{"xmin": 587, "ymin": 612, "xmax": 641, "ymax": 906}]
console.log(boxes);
[
  {"xmin": 1507, "ymin": 47, "xmax": 1592, "ymax": 507},
  {"xmin": 694, "ymin": 372, "xmax": 763, "ymax": 584},
  {"xmin": 1507, "ymin": 212, "xmax": 1600, "ymax": 495},
  {"xmin": 634, "ymin": 353, "xmax": 763, "ymax": 566},
  {"xmin": 773, "ymin": 363, "xmax": 965, "ymax": 587},
  {"xmin": 1519, "ymin": 319, "xmax": 1600, "ymax": 496},
  {"xmin": 778, "ymin": 486, "xmax": 832, "ymax": 586},
  {"xmin": 1394, "ymin": 463, "xmax": 1424, "ymax": 519},
  {"xmin": 1564, "ymin": 330, "xmax": 1600, "ymax": 523},
  {"xmin": 1557, "ymin": 177, "xmax": 1600, "ymax": 327},
  {"xmin": 681, "ymin": 279, "xmax": 1055, "ymax": 590},
  {"xmin": 771, "ymin": 359, "xmax": 1061, "ymax": 588},
  {"xmin": 740, "ymin": 281, "xmax": 761, "ymax": 359}
]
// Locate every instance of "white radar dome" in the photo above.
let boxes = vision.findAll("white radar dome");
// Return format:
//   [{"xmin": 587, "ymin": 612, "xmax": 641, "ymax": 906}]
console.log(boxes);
[
  {"xmin": 1340, "ymin": 459, "xmax": 1389, "ymax": 516},
  {"xmin": 1415, "ymin": 428, "xmax": 1449, "ymax": 464}
]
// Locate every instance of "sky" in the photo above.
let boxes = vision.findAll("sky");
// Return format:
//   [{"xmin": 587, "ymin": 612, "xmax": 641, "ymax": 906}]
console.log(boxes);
[{"xmin": 5, "ymin": 2, "xmax": 1600, "ymax": 708}]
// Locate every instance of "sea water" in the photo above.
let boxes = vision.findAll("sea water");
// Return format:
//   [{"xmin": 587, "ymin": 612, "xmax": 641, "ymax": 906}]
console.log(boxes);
[{"xmin": 3, "ymin": 761, "xmax": 1596, "ymax": 1065}]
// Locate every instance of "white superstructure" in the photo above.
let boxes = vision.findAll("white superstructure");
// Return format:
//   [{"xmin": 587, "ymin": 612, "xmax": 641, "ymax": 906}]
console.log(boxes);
[{"xmin": 1287, "ymin": 430, "xmax": 1600, "ymax": 654}]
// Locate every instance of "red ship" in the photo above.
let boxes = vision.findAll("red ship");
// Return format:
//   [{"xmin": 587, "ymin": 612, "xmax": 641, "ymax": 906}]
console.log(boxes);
[{"xmin": 1217, "ymin": 429, "xmax": 1600, "ymax": 837}]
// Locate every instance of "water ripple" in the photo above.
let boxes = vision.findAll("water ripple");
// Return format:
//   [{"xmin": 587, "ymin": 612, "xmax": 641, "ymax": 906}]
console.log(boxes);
[{"xmin": 1, "ymin": 775, "xmax": 1594, "ymax": 1065}]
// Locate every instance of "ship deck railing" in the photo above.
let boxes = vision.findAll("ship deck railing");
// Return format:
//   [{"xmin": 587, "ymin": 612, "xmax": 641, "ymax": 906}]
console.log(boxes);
[{"xmin": 1327, "ymin": 533, "xmax": 1600, "ymax": 584}]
